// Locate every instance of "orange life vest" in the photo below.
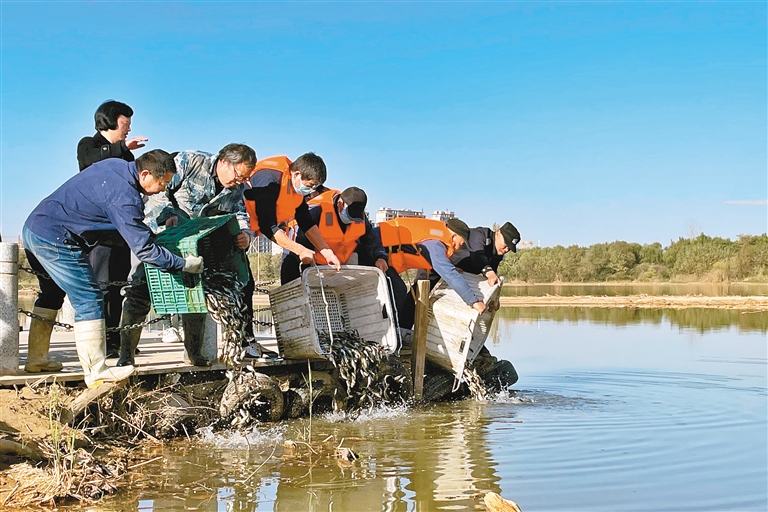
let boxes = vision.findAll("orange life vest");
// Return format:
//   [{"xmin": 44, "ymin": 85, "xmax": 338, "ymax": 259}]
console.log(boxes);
[
  {"xmin": 244, "ymin": 156, "xmax": 305, "ymax": 235},
  {"xmin": 307, "ymin": 190, "xmax": 367, "ymax": 264},
  {"xmin": 379, "ymin": 217, "xmax": 454, "ymax": 273}
]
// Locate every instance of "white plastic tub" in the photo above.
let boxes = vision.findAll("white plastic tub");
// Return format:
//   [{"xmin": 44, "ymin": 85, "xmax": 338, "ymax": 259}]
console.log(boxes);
[
  {"xmin": 268, "ymin": 265, "xmax": 399, "ymax": 360},
  {"xmin": 424, "ymin": 273, "xmax": 502, "ymax": 379}
]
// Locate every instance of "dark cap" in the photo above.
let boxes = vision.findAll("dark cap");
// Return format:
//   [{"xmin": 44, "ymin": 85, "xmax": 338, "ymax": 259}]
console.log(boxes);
[
  {"xmin": 340, "ymin": 187, "xmax": 367, "ymax": 222},
  {"xmin": 446, "ymin": 218, "xmax": 470, "ymax": 241},
  {"xmin": 499, "ymin": 222, "xmax": 520, "ymax": 252}
]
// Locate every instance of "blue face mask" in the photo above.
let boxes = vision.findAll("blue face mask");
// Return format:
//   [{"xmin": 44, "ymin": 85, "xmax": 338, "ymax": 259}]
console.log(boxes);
[
  {"xmin": 338, "ymin": 207, "xmax": 355, "ymax": 225},
  {"xmin": 294, "ymin": 182, "xmax": 313, "ymax": 196}
]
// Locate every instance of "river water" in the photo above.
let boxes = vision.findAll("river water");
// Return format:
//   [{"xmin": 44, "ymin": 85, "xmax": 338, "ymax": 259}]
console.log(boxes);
[{"xmin": 54, "ymin": 304, "xmax": 762, "ymax": 512}]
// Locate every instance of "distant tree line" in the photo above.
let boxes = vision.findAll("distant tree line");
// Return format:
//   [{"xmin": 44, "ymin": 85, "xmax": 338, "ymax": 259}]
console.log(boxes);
[{"xmin": 497, "ymin": 234, "xmax": 768, "ymax": 283}]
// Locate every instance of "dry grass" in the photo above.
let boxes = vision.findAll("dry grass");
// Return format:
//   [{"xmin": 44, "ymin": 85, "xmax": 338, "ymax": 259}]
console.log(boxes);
[{"xmin": 0, "ymin": 375, "xmax": 229, "ymax": 508}]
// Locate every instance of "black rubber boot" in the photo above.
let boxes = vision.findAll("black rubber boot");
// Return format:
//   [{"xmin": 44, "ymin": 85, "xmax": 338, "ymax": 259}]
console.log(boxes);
[
  {"xmin": 182, "ymin": 314, "xmax": 210, "ymax": 367},
  {"xmin": 105, "ymin": 331, "xmax": 121, "ymax": 359},
  {"xmin": 117, "ymin": 311, "xmax": 145, "ymax": 367}
]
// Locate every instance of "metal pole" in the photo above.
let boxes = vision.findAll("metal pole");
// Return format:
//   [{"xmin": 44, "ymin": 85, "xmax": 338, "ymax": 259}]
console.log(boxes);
[{"xmin": 0, "ymin": 242, "xmax": 20, "ymax": 375}]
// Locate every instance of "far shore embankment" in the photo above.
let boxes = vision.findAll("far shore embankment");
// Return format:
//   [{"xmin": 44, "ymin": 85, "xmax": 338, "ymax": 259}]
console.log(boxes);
[
  {"xmin": 498, "ymin": 281, "xmax": 768, "ymax": 310},
  {"xmin": 498, "ymin": 295, "xmax": 768, "ymax": 310}
]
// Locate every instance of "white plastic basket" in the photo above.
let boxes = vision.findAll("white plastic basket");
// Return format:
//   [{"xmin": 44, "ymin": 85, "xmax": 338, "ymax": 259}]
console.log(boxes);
[
  {"xmin": 268, "ymin": 265, "xmax": 399, "ymax": 359},
  {"xmin": 425, "ymin": 273, "xmax": 502, "ymax": 380}
]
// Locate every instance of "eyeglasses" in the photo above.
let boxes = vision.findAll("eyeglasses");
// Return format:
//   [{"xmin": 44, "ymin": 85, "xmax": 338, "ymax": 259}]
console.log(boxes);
[{"xmin": 231, "ymin": 162, "xmax": 252, "ymax": 184}]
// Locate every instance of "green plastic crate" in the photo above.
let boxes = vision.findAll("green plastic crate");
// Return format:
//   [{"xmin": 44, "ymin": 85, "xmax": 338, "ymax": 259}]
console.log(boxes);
[{"xmin": 145, "ymin": 214, "xmax": 250, "ymax": 314}]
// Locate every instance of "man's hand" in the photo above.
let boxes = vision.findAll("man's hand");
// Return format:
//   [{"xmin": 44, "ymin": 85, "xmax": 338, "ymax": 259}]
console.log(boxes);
[
  {"xmin": 183, "ymin": 255, "xmax": 204, "ymax": 274},
  {"xmin": 375, "ymin": 258, "xmax": 389, "ymax": 273},
  {"xmin": 319, "ymin": 248, "xmax": 342, "ymax": 270},
  {"xmin": 234, "ymin": 232, "xmax": 249, "ymax": 249},
  {"xmin": 297, "ymin": 247, "xmax": 316, "ymax": 265},
  {"xmin": 165, "ymin": 216, "xmax": 179, "ymax": 227},
  {"xmin": 472, "ymin": 301, "xmax": 486, "ymax": 315},
  {"xmin": 486, "ymin": 270, "xmax": 500, "ymax": 287},
  {"xmin": 125, "ymin": 136, "xmax": 148, "ymax": 150}
]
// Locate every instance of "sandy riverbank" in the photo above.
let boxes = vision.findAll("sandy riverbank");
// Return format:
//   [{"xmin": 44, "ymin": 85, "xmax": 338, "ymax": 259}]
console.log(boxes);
[{"xmin": 498, "ymin": 295, "xmax": 768, "ymax": 310}]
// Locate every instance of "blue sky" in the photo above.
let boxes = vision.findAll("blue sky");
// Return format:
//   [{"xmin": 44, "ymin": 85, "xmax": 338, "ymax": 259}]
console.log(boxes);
[{"xmin": 1, "ymin": 1, "xmax": 766, "ymax": 247}]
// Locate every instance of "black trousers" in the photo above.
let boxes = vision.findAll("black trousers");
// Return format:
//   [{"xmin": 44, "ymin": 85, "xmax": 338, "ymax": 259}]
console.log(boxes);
[
  {"xmin": 241, "ymin": 265, "xmax": 255, "ymax": 338},
  {"xmin": 396, "ymin": 269, "xmax": 441, "ymax": 330},
  {"xmin": 25, "ymin": 249, "xmax": 67, "ymax": 311},
  {"xmin": 90, "ymin": 244, "xmax": 131, "ymax": 350},
  {"xmin": 280, "ymin": 251, "xmax": 307, "ymax": 285}
]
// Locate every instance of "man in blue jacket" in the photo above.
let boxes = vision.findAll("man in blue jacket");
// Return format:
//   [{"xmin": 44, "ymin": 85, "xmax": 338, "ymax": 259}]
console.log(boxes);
[{"xmin": 22, "ymin": 149, "xmax": 204, "ymax": 388}]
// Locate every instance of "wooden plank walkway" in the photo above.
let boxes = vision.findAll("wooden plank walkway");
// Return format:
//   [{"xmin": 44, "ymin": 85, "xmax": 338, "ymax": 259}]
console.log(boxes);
[{"xmin": 0, "ymin": 328, "xmax": 290, "ymax": 388}]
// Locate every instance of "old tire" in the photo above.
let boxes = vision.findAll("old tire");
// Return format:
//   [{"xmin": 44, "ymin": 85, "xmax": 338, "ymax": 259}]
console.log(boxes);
[
  {"xmin": 470, "ymin": 346, "xmax": 498, "ymax": 374},
  {"xmin": 423, "ymin": 370, "xmax": 458, "ymax": 403},
  {"xmin": 480, "ymin": 359, "xmax": 519, "ymax": 391},
  {"xmin": 219, "ymin": 371, "xmax": 284, "ymax": 423},
  {"xmin": 144, "ymin": 392, "xmax": 196, "ymax": 438},
  {"xmin": 285, "ymin": 371, "xmax": 346, "ymax": 418}
]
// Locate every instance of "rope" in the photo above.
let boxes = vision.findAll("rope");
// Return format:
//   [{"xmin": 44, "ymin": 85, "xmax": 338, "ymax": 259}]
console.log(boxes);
[
  {"xmin": 385, "ymin": 274, "xmax": 403, "ymax": 355},
  {"xmin": 314, "ymin": 264, "xmax": 335, "ymax": 355}
]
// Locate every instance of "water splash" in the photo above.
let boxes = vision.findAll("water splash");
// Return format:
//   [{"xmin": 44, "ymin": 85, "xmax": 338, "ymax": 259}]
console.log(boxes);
[
  {"xmin": 196, "ymin": 424, "xmax": 287, "ymax": 449},
  {"xmin": 324, "ymin": 403, "xmax": 411, "ymax": 423}
]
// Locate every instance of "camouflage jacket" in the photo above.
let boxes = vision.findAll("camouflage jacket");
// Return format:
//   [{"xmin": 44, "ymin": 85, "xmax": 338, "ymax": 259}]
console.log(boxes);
[{"xmin": 143, "ymin": 150, "xmax": 251, "ymax": 240}]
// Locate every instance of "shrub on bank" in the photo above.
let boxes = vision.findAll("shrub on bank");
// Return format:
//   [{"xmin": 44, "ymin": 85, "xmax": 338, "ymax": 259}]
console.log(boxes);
[{"xmin": 498, "ymin": 233, "xmax": 768, "ymax": 283}]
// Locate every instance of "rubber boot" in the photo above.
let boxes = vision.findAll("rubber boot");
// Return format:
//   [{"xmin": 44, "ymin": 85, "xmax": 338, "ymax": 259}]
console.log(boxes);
[
  {"xmin": 74, "ymin": 319, "xmax": 134, "ymax": 388},
  {"xmin": 181, "ymin": 314, "xmax": 210, "ymax": 367},
  {"xmin": 24, "ymin": 306, "xmax": 63, "ymax": 373},
  {"xmin": 117, "ymin": 310, "xmax": 145, "ymax": 367}
]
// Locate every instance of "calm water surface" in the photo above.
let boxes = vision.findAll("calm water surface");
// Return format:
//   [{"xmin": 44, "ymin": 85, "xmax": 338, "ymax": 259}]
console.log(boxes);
[{"xmin": 58, "ymin": 307, "xmax": 767, "ymax": 511}]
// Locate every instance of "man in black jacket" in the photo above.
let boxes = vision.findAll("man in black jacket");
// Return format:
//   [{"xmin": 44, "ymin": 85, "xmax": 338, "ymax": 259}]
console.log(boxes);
[
  {"xmin": 448, "ymin": 220, "xmax": 521, "ymax": 286},
  {"xmin": 76, "ymin": 100, "xmax": 148, "ymax": 357}
]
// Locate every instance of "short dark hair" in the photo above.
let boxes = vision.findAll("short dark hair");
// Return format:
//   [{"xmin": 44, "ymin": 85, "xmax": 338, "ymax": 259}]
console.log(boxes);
[
  {"xmin": 95, "ymin": 100, "xmax": 134, "ymax": 131},
  {"xmin": 290, "ymin": 152, "xmax": 327, "ymax": 184},
  {"xmin": 218, "ymin": 143, "xmax": 257, "ymax": 170},
  {"xmin": 136, "ymin": 149, "xmax": 176, "ymax": 179}
]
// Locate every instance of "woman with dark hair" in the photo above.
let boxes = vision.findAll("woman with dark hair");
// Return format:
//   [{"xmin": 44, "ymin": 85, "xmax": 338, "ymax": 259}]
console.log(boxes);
[
  {"xmin": 77, "ymin": 100, "xmax": 147, "ymax": 170},
  {"xmin": 74, "ymin": 100, "xmax": 148, "ymax": 357}
]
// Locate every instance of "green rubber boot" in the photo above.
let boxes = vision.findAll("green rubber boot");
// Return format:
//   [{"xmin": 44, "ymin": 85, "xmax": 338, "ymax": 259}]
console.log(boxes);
[{"xmin": 24, "ymin": 306, "xmax": 63, "ymax": 373}]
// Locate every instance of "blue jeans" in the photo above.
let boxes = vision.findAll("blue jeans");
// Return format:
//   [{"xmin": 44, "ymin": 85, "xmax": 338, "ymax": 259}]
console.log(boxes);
[{"xmin": 22, "ymin": 226, "xmax": 104, "ymax": 322}]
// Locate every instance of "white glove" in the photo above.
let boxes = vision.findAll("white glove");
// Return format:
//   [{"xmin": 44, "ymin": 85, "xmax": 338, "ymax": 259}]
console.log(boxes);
[{"xmin": 183, "ymin": 255, "xmax": 204, "ymax": 274}]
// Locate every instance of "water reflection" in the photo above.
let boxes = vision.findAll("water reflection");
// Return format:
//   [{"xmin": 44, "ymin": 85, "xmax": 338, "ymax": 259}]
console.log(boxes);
[
  {"xmin": 268, "ymin": 405, "xmax": 504, "ymax": 511},
  {"xmin": 54, "ymin": 306, "xmax": 767, "ymax": 512},
  {"xmin": 493, "ymin": 306, "xmax": 768, "ymax": 334},
  {"xmin": 96, "ymin": 404, "xmax": 506, "ymax": 511},
  {"xmin": 501, "ymin": 282, "xmax": 768, "ymax": 297}
]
